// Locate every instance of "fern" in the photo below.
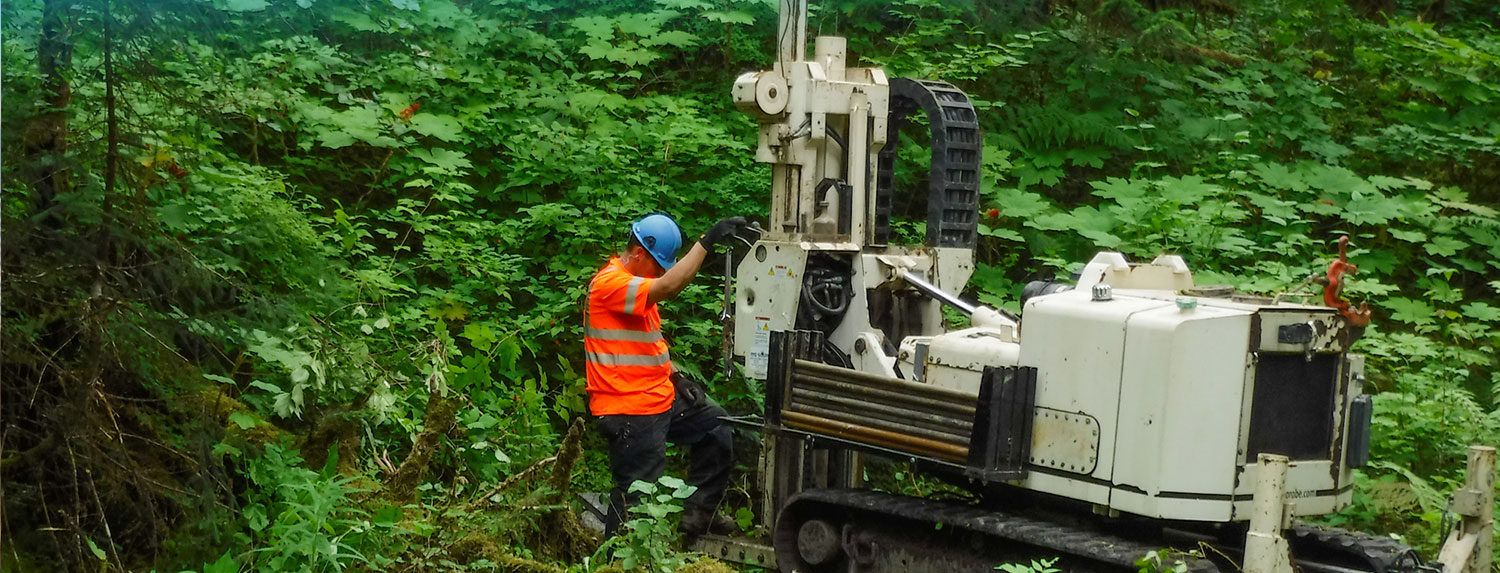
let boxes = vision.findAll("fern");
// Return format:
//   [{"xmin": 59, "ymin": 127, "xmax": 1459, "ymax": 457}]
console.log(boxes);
[{"xmin": 995, "ymin": 103, "xmax": 1138, "ymax": 151}]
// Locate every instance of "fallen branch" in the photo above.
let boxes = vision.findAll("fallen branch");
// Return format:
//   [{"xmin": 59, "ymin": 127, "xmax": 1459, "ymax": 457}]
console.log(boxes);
[{"xmin": 464, "ymin": 455, "xmax": 558, "ymax": 512}]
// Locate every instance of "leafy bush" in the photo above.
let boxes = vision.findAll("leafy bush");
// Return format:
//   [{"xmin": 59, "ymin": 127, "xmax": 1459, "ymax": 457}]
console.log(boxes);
[{"xmin": 594, "ymin": 476, "xmax": 698, "ymax": 572}]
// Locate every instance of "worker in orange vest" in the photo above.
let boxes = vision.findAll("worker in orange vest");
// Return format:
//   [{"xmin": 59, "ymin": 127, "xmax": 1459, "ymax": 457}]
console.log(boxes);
[{"xmin": 585, "ymin": 213, "xmax": 749, "ymax": 538}]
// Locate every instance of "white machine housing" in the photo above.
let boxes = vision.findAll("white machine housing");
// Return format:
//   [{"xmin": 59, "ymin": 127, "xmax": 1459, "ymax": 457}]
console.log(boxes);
[{"xmin": 897, "ymin": 252, "xmax": 1363, "ymax": 521}]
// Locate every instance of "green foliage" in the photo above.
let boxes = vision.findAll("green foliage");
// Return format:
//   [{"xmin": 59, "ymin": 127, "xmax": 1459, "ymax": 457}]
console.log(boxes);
[
  {"xmin": 1135, "ymin": 549, "xmax": 1201, "ymax": 573},
  {"xmin": 235, "ymin": 443, "xmax": 390, "ymax": 572},
  {"xmin": 3, "ymin": 0, "xmax": 1497, "ymax": 570},
  {"xmin": 996, "ymin": 557, "xmax": 1061, "ymax": 573},
  {"xmin": 594, "ymin": 476, "xmax": 698, "ymax": 572}
]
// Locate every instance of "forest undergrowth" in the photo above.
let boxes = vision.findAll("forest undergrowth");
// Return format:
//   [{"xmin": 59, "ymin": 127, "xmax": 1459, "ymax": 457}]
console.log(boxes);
[{"xmin": 2, "ymin": 0, "xmax": 1498, "ymax": 571}]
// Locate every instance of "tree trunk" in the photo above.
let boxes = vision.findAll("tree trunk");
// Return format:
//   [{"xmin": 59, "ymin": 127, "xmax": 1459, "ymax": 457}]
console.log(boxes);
[{"xmin": 24, "ymin": 0, "xmax": 75, "ymax": 221}]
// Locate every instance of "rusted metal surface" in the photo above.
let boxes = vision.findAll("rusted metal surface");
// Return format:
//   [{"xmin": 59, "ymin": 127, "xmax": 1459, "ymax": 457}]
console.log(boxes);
[
  {"xmin": 789, "ymin": 386, "xmax": 974, "ymax": 434},
  {"xmin": 781, "ymin": 411, "xmax": 969, "ymax": 462},
  {"xmin": 787, "ymin": 402, "xmax": 970, "ymax": 444},
  {"xmin": 691, "ymin": 534, "xmax": 780, "ymax": 570},
  {"xmin": 1027, "ymin": 407, "xmax": 1100, "ymax": 475}
]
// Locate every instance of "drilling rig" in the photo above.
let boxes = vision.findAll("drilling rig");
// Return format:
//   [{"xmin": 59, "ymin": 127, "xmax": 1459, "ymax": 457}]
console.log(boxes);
[{"xmin": 722, "ymin": 1, "xmax": 1496, "ymax": 572}]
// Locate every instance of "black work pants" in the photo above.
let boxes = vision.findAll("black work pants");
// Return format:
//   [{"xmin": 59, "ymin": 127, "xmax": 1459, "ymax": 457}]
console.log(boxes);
[{"xmin": 595, "ymin": 378, "xmax": 733, "ymax": 536}]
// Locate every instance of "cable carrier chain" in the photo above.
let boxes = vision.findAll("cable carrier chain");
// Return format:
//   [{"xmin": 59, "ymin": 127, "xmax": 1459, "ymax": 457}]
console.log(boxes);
[{"xmin": 716, "ymin": 1, "xmax": 1497, "ymax": 572}]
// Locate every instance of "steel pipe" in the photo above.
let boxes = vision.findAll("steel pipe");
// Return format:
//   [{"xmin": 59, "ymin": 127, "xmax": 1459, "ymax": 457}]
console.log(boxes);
[
  {"xmin": 789, "ymin": 387, "xmax": 974, "ymax": 434},
  {"xmin": 781, "ymin": 411, "xmax": 970, "ymax": 462},
  {"xmin": 788, "ymin": 403, "xmax": 968, "ymax": 446},
  {"xmin": 793, "ymin": 372, "xmax": 976, "ymax": 416},
  {"xmin": 794, "ymin": 360, "xmax": 977, "ymax": 402}
]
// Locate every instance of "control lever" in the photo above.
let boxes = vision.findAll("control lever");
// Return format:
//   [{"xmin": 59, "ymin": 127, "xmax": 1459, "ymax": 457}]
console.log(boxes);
[{"xmin": 720, "ymin": 222, "xmax": 761, "ymax": 378}]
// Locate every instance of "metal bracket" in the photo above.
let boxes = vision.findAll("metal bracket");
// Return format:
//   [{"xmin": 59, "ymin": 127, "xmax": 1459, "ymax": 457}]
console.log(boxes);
[{"xmin": 966, "ymin": 366, "xmax": 1036, "ymax": 482}]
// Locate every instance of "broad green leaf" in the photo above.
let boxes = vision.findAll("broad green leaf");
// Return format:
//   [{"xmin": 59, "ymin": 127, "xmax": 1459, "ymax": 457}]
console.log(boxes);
[
  {"xmin": 627, "ymin": 480, "xmax": 657, "ymax": 494},
  {"xmin": 1460, "ymin": 302, "xmax": 1500, "ymax": 322},
  {"xmin": 1079, "ymin": 229, "xmax": 1122, "ymax": 248},
  {"xmin": 1432, "ymin": 186, "xmax": 1500, "ymax": 217},
  {"xmin": 1089, "ymin": 177, "xmax": 1146, "ymax": 201},
  {"xmin": 228, "ymin": 411, "xmax": 258, "ymax": 430},
  {"xmin": 648, "ymin": 30, "xmax": 698, "ymax": 48},
  {"xmin": 977, "ymin": 223, "xmax": 1025, "ymax": 242},
  {"xmin": 469, "ymin": 412, "xmax": 499, "ymax": 429},
  {"xmin": 1402, "ymin": 177, "xmax": 1433, "ymax": 190},
  {"xmin": 1388, "ymin": 228, "xmax": 1428, "ymax": 243},
  {"xmin": 703, "ymin": 10, "xmax": 755, "ymax": 24},
  {"xmin": 1383, "ymin": 297, "xmax": 1436, "ymax": 325},
  {"xmin": 409, "ymin": 113, "xmax": 464, "ymax": 142},
  {"xmin": 272, "ymin": 393, "xmax": 295, "ymax": 418},
  {"xmin": 1367, "ymin": 175, "xmax": 1413, "ymax": 190},
  {"xmin": 1246, "ymin": 192, "xmax": 1299, "ymax": 223},
  {"xmin": 317, "ymin": 106, "xmax": 385, "ymax": 148},
  {"xmin": 569, "ymin": 16, "xmax": 616, "ymax": 41},
  {"xmin": 1254, "ymin": 162, "xmax": 1307, "ymax": 192},
  {"xmin": 735, "ymin": 506, "xmax": 755, "ymax": 531},
  {"xmin": 158, "ymin": 203, "xmax": 197, "ymax": 230},
  {"xmin": 1423, "ymin": 235, "xmax": 1467, "ymax": 257},
  {"xmin": 1343, "ymin": 189, "xmax": 1402, "ymax": 225},
  {"xmin": 987, "ymin": 187, "xmax": 1054, "ymax": 218},
  {"xmin": 1302, "ymin": 139, "xmax": 1353, "ymax": 161},
  {"xmin": 410, "ymin": 148, "xmax": 472, "ymax": 175},
  {"xmin": 1025, "ymin": 212, "xmax": 1073, "ymax": 231},
  {"xmin": 1303, "ymin": 164, "xmax": 1366, "ymax": 194},
  {"xmin": 202, "ymin": 551, "xmax": 238, "ymax": 573},
  {"xmin": 373, "ymin": 507, "xmax": 402, "ymax": 528},
  {"xmin": 496, "ymin": 338, "xmax": 522, "ymax": 373},
  {"xmin": 1157, "ymin": 175, "xmax": 1218, "ymax": 204},
  {"xmin": 462, "ymin": 323, "xmax": 496, "ymax": 347},
  {"xmin": 616, "ymin": 12, "xmax": 676, "ymax": 37}
]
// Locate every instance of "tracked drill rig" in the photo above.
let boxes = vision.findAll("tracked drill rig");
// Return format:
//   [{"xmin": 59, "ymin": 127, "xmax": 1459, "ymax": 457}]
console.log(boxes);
[{"xmin": 722, "ymin": 2, "xmax": 1496, "ymax": 572}]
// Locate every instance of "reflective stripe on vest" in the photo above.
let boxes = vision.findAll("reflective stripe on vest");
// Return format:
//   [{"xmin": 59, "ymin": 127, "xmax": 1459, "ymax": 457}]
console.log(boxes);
[
  {"xmin": 584, "ymin": 327, "xmax": 663, "ymax": 343},
  {"xmin": 623, "ymin": 276, "xmax": 645, "ymax": 315},
  {"xmin": 585, "ymin": 349, "xmax": 672, "ymax": 367}
]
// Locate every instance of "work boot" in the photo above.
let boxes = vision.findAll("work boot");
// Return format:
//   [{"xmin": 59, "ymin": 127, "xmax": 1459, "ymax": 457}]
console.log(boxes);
[{"xmin": 679, "ymin": 506, "xmax": 737, "ymax": 539}]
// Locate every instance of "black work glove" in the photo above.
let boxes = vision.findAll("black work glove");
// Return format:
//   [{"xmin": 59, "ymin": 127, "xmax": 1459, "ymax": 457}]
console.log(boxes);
[
  {"xmin": 670, "ymin": 372, "xmax": 707, "ymax": 407},
  {"xmin": 697, "ymin": 216, "xmax": 749, "ymax": 250}
]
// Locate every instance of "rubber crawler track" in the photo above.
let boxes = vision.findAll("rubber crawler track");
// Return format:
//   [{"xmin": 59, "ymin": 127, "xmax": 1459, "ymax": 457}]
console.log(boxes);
[
  {"xmin": 1286, "ymin": 522, "xmax": 1435, "ymax": 573},
  {"xmin": 775, "ymin": 488, "xmax": 1221, "ymax": 572},
  {"xmin": 775, "ymin": 489, "xmax": 1436, "ymax": 573}
]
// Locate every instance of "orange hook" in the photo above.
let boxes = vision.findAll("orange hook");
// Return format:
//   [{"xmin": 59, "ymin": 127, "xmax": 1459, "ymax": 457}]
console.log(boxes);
[{"xmin": 1324, "ymin": 236, "xmax": 1371, "ymax": 327}]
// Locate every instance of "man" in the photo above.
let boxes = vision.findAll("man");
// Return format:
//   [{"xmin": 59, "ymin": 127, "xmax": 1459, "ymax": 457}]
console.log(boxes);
[{"xmin": 585, "ymin": 213, "xmax": 748, "ymax": 538}]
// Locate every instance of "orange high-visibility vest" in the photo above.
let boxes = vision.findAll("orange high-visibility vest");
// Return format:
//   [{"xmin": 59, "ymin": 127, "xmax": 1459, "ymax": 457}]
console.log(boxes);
[{"xmin": 584, "ymin": 257, "xmax": 674, "ymax": 416}]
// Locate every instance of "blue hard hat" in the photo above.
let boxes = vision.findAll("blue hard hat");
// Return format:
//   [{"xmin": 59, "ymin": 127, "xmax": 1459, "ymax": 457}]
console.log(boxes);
[{"xmin": 631, "ymin": 213, "xmax": 683, "ymax": 270}]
